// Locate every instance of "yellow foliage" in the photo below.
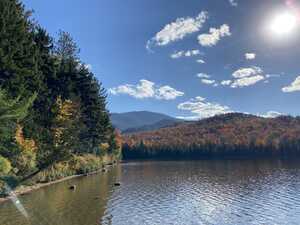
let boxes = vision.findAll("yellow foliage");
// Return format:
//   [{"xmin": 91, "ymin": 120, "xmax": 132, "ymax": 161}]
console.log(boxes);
[
  {"xmin": 15, "ymin": 124, "xmax": 37, "ymax": 152},
  {"xmin": 53, "ymin": 96, "xmax": 80, "ymax": 146},
  {"xmin": 100, "ymin": 143, "xmax": 109, "ymax": 152},
  {"xmin": 56, "ymin": 97, "xmax": 78, "ymax": 122},
  {"xmin": 14, "ymin": 125, "xmax": 37, "ymax": 175},
  {"xmin": 0, "ymin": 156, "xmax": 12, "ymax": 175}
]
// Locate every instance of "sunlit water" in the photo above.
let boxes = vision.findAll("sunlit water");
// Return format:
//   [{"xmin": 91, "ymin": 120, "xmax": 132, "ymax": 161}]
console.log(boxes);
[{"xmin": 1, "ymin": 159, "xmax": 300, "ymax": 225}]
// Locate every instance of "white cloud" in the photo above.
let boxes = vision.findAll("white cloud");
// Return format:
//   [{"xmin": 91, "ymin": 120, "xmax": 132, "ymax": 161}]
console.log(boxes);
[
  {"xmin": 197, "ymin": 73, "xmax": 211, "ymax": 79},
  {"xmin": 201, "ymin": 79, "xmax": 216, "ymax": 85},
  {"xmin": 221, "ymin": 80, "xmax": 232, "ymax": 86},
  {"xmin": 198, "ymin": 24, "xmax": 231, "ymax": 47},
  {"xmin": 221, "ymin": 67, "xmax": 265, "ymax": 88},
  {"xmin": 177, "ymin": 96, "xmax": 232, "ymax": 120},
  {"xmin": 109, "ymin": 79, "xmax": 155, "ymax": 99},
  {"xmin": 282, "ymin": 76, "xmax": 300, "ymax": 92},
  {"xmin": 229, "ymin": 0, "xmax": 238, "ymax": 7},
  {"xmin": 196, "ymin": 59, "xmax": 205, "ymax": 64},
  {"xmin": 156, "ymin": 85, "xmax": 185, "ymax": 100},
  {"xmin": 245, "ymin": 53, "xmax": 256, "ymax": 60},
  {"xmin": 232, "ymin": 66, "xmax": 262, "ymax": 78},
  {"xmin": 170, "ymin": 51, "xmax": 184, "ymax": 59},
  {"xmin": 170, "ymin": 49, "xmax": 201, "ymax": 59},
  {"xmin": 176, "ymin": 115, "xmax": 204, "ymax": 120},
  {"xmin": 258, "ymin": 111, "xmax": 282, "ymax": 118},
  {"xmin": 109, "ymin": 79, "xmax": 184, "ymax": 100},
  {"xmin": 147, "ymin": 11, "xmax": 208, "ymax": 49},
  {"xmin": 231, "ymin": 75, "xmax": 265, "ymax": 88},
  {"xmin": 185, "ymin": 50, "xmax": 201, "ymax": 57}
]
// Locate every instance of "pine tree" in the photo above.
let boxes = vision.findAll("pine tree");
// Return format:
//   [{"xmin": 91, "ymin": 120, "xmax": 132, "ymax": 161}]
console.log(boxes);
[
  {"xmin": 75, "ymin": 66, "xmax": 112, "ymax": 151},
  {"xmin": 0, "ymin": 0, "xmax": 40, "ymax": 97},
  {"xmin": 0, "ymin": 0, "xmax": 119, "ymax": 183}
]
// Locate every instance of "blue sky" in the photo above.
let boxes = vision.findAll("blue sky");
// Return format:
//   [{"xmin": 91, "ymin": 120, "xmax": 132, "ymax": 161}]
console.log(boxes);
[{"xmin": 23, "ymin": 0, "xmax": 300, "ymax": 119}]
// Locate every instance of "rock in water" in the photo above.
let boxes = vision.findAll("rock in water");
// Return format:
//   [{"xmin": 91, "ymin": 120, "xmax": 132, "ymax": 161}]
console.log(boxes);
[{"xmin": 69, "ymin": 185, "xmax": 76, "ymax": 190}]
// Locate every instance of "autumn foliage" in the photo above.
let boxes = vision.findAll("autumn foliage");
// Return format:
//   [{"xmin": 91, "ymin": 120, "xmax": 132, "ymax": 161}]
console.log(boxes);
[{"xmin": 123, "ymin": 113, "xmax": 300, "ymax": 159}]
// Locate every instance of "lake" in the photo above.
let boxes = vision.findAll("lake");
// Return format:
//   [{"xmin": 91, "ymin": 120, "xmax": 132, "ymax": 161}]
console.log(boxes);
[{"xmin": 1, "ymin": 159, "xmax": 300, "ymax": 225}]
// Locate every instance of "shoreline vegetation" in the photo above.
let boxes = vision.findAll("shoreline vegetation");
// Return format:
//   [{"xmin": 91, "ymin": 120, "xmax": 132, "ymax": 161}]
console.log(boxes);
[
  {"xmin": 0, "ymin": 0, "xmax": 122, "ymax": 197},
  {"xmin": 0, "ymin": 160, "xmax": 118, "ymax": 204}
]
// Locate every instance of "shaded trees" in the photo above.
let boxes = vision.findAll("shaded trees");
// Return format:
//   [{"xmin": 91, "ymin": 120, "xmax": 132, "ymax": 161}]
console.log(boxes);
[
  {"xmin": 0, "ymin": 89, "xmax": 36, "ymax": 176},
  {"xmin": 0, "ymin": 0, "xmax": 120, "ymax": 188}
]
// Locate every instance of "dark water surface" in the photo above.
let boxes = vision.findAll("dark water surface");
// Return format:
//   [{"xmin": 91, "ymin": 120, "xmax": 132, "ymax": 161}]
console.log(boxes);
[{"xmin": 1, "ymin": 159, "xmax": 300, "ymax": 225}]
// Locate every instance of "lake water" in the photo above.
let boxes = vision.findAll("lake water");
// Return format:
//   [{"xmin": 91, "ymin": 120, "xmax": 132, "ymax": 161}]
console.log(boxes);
[{"xmin": 1, "ymin": 159, "xmax": 300, "ymax": 225}]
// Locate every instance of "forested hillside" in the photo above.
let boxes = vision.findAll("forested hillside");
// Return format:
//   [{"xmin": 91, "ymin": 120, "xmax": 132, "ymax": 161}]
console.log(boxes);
[
  {"xmin": 0, "ymin": 0, "xmax": 121, "ymax": 195},
  {"xmin": 123, "ymin": 113, "xmax": 300, "ymax": 159}
]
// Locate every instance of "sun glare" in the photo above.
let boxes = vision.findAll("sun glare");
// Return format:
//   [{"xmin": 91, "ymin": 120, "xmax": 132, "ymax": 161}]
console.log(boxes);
[{"xmin": 270, "ymin": 12, "xmax": 298, "ymax": 36}]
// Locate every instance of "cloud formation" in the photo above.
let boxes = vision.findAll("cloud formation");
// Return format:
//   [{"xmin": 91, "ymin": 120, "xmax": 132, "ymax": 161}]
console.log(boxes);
[
  {"xmin": 231, "ymin": 75, "xmax": 265, "ymax": 88},
  {"xmin": 196, "ymin": 59, "xmax": 205, "ymax": 64},
  {"xmin": 245, "ymin": 53, "xmax": 256, "ymax": 60},
  {"xmin": 258, "ymin": 111, "xmax": 283, "ymax": 118},
  {"xmin": 232, "ymin": 66, "xmax": 262, "ymax": 78},
  {"xmin": 198, "ymin": 24, "xmax": 231, "ymax": 47},
  {"xmin": 221, "ymin": 66, "xmax": 265, "ymax": 88},
  {"xmin": 282, "ymin": 76, "xmax": 300, "ymax": 92},
  {"xmin": 147, "ymin": 11, "xmax": 208, "ymax": 49},
  {"xmin": 197, "ymin": 73, "xmax": 211, "ymax": 79},
  {"xmin": 109, "ymin": 79, "xmax": 184, "ymax": 100},
  {"xmin": 220, "ymin": 80, "xmax": 232, "ymax": 86},
  {"xmin": 201, "ymin": 79, "xmax": 216, "ymax": 85},
  {"xmin": 156, "ymin": 85, "xmax": 185, "ymax": 100},
  {"xmin": 170, "ymin": 49, "xmax": 201, "ymax": 59},
  {"xmin": 177, "ymin": 96, "xmax": 232, "ymax": 120},
  {"xmin": 229, "ymin": 0, "xmax": 238, "ymax": 7}
]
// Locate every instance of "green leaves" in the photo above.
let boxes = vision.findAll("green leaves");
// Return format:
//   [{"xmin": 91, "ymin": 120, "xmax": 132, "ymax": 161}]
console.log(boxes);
[
  {"xmin": 0, "ymin": 90, "xmax": 37, "ymax": 122},
  {"xmin": 0, "ymin": 0, "xmax": 120, "ymax": 184},
  {"xmin": 0, "ymin": 156, "xmax": 11, "ymax": 175},
  {"xmin": 0, "ymin": 90, "xmax": 36, "ymax": 144}
]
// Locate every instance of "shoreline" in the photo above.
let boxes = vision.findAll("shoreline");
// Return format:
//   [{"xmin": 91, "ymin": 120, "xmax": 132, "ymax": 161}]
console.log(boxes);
[{"xmin": 0, "ymin": 164, "xmax": 116, "ymax": 204}]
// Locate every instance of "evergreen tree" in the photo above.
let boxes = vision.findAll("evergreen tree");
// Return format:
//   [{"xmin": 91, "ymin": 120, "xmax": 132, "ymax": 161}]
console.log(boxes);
[
  {"xmin": 75, "ymin": 66, "xmax": 112, "ymax": 151},
  {"xmin": 0, "ymin": 0, "xmax": 40, "ymax": 97},
  {"xmin": 0, "ymin": 89, "xmax": 36, "ymax": 163},
  {"xmin": 0, "ymin": 0, "xmax": 120, "ymax": 185}
]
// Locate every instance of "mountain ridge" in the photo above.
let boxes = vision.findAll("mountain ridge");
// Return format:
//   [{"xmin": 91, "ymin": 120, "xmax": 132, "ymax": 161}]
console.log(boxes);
[
  {"xmin": 122, "ymin": 113, "xmax": 299, "ymax": 159},
  {"xmin": 110, "ymin": 111, "xmax": 181, "ymax": 132}
]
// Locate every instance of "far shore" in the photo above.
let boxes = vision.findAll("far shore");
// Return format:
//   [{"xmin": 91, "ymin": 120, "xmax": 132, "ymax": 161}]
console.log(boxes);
[{"xmin": 0, "ymin": 163, "xmax": 116, "ymax": 204}]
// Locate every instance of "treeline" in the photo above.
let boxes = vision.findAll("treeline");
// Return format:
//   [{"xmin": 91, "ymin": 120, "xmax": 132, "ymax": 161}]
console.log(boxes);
[
  {"xmin": 0, "ymin": 0, "xmax": 121, "ymax": 192},
  {"xmin": 123, "ymin": 113, "xmax": 300, "ymax": 159}
]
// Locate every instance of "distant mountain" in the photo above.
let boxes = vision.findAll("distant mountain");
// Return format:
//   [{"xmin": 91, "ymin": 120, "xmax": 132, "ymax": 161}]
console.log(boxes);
[
  {"xmin": 122, "ymin": 113, "xmax": 300, "ymax": 159},
  {"xmin": 123, "ymin": 119, "xmax": 182, "ymax": 134},
  {"xmin": 110, "ymin": 111, "xmax": 181, "ymax": 132}
]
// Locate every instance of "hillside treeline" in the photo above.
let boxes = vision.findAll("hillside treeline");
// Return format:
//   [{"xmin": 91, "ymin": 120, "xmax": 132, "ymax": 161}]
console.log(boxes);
[
  {"xmin": 0, "ymin": 0, "xmax": 121, "ymax": 193},
  {"xmin": 123, "ymin": 113, "xmax": 300, "ymax": 159}
]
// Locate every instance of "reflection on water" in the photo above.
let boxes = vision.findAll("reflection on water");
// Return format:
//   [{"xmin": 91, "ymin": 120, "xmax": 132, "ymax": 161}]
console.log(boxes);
[
  {"xmin": 0, "ymin": 166, "xmax": 121, "ymax": 225},
  {"xmin": 1, "ymin": 159, "xmax": 300, "ymax": 225}
]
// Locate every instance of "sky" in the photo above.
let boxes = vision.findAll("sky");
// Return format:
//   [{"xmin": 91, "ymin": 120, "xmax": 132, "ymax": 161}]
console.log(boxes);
[{"xmin": 23, "ymin": 0, "xmax": 300, "ymax": 120}]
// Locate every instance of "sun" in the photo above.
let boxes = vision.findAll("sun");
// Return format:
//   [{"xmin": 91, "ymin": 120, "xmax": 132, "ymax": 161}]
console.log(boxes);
[{"xmin": 270, "ymin": 12, "xmax": 298, "ymax": 36}]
